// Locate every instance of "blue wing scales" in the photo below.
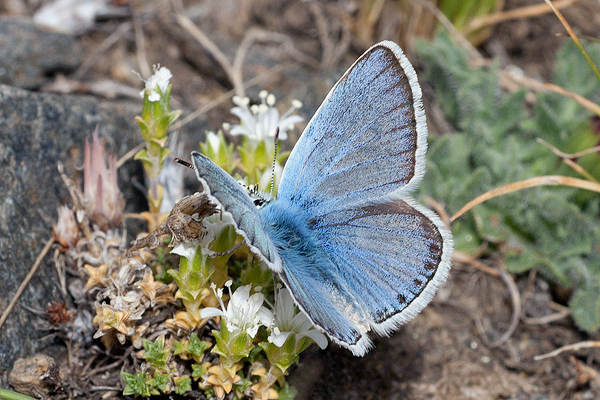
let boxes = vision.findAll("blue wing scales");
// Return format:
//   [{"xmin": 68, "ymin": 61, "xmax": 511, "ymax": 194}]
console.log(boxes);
[
  {"xmin": 277, "ymin": 41, "xmax": 428, "ymax": 217},
  {"xmin": 312, "ymin": 199, "xmax": 452, "ymax": 334},
  {"xmin": 260, "ymin": 198, "xmax": 452, "ymax": 356}
]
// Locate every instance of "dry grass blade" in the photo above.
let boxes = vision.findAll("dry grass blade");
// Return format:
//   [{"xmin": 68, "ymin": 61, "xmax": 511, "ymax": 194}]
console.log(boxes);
[
  {"xmin": 536, "ymin": 138, "xmax": 599, "ymax": 182},
  {"xmin": 536, "ymin": 138, "xmax": 600, "ymax": 159},
  {"xmin": 170, "ymin": 63, "xmax": 286, "ymax": 131},
  {"xmin": 489, "ymin": 263, "xmax": 521, "ymax": 347},
  {"xmin": 544, "ymin": 0, "xmax": 600, "ymax": 83},
  {"xmin": 453, "ymin": 251, "xmax": 500, "ymax": 277},
  {"xmin": 544, "ymin": 82, "xmax": 600, "ymax": 116},
  {"xmin": 413, "ymin": 0, "xmax": 482, "ymax": 62},
  {"xmin": 171, "ymin": 0, "xmax": 244, "ymax": 97},
  {"xmin": 463, "ymin": 0, "xmax": 579, "ymax": 37},
  {"xmin": 0, "ymin": 237, "xmax": 55, "ymax": 330},
  {"xmin": 116, "ymin": 142, "xmax": 145, "ymax": 169},
  {"xmin": 523, "ymin": 305, "xmax": 571, "ymax": 325},
  {"xmin": 450, "ymin": 175, "xmax": 600, "ymax": 222},
  {"xmin": 132, "ymin": 0, "xmax": 151, "ymax": 78},
  {"xmin": 502, "ymin": 71, "xmax": 600, "ymax": 116},
  {"xmin": 75, "ymin": 22, "xmax": 131, "ymax": 79},
  {"xmin": 534, "ymin": 340, "xmax": 600, "ymax": 360}
]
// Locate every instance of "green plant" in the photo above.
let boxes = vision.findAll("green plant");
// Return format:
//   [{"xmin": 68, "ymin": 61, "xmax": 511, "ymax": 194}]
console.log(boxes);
[{"xmin": 416, "ymin": 32, "xmax": 600, "ymax": 331}]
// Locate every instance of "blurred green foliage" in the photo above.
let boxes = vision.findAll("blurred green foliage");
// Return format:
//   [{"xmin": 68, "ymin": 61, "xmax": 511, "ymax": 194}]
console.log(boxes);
[
  {"xmin": 417, "ymin": 33, "xmax": 600, "ymax": 331},
  {"xmin": 439, "ymin": 0, "xmax": 499, "ymax": 31}
]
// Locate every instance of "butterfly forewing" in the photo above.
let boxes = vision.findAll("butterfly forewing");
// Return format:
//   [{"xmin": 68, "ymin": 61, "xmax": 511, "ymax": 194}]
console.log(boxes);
[
  {"xmin": 277, "ymin": 41, "xmax": 427, "ymax": 217},
  {"xmin": 191, "ymin": 151, "xmax": 282, "ymax": 272}
]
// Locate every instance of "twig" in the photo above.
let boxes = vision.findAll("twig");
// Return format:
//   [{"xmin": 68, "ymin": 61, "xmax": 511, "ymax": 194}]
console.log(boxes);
[
  {"xmin": 53, "ymin": 248, "xmax": 67, "ymax": 296},
  {"xmin": 85, "ymin": 347, "xmax": 134, "ymax": 379},
  {"xmin": 425, "ymin": 197, "xmax": 451, "ymax": 229},
  {"xmin": 172, "ymin": 0, "xmax": 244, "ymax": 97},
  {"xmin": 544, "ymin": 0, "xmax": 600, "ymax": 83},
  {"xmin": 452, "ymin": 251, "xmax": 500, "ymax": 277},
  {"xmin": 170, "ymin": 63, "xmax": 286, "ymax": 131},
  {"xmin": 417, "ymin": 0, "xmax": 600, "ymax": 117},
  {"xmin": 0, "ymin": 237, "xmax": 55, "ymax": 330},
  {"xmin": 537, "ymin": 138, "xmax": 600, "ymax": 159},
  {"xmin": 90, "ymin": 386, "xmax": 121, "ymax": 392},
  {"xmin": 523, "ymin": 308, "xmax": 571, "ymax": 325},
  {"xmin": 501, "ymin": 70, "xmax": 600, "ymax": 116},
  {"xmin": 451, "ymin": 175, "xmax": 600, "ymax": 222},
  {"xmin": 488, "ymin": 262, "xmax": 521, "ymax": 347},
  {"xmin": 232, "ymin": 28, "xmax": 320, "ymax": 79},
  {"xmin": 132, "ymin": 0, "xmax": 151, "ymax": 78},
  {"xmin": 536, "ymin": 138, "xmax": 599, "ymax": 182},
  {"xmin": 534, "ymin": 340, "xmax": 600, "ymax": 361},
  {"xmin": 413, "ymin": 0, "xmax": 482, "ymax": 62},
  {"xmin": 80, "ymin": 352, "xmax": 101, "ymax": 377},
  {"xmin": 74, "ymin": 22, "xmax": 132, "ymax": 79},
  {"xmin": 463, "ymin": 0, "xmax": 579, "ymax": 37},
  {"xmin": 309, "ymin": 3, "xmax": 351, "ymax": 69},
  {"xmin": 544, "ymin": 82, "xmax": 600, "ymax": 116}
]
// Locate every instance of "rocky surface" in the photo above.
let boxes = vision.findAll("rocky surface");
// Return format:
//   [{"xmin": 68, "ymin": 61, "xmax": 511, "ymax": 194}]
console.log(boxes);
[
  {"xmin": 0, "ymin": 82, "xmax": 210, "ymax": 381},
  {"xmin": 0, "ymin": 85, "xmax": 140, "ymax": 376},
  {"xmin": 0, "ymin": 17, "xmax": 81, "ymax": 89}
]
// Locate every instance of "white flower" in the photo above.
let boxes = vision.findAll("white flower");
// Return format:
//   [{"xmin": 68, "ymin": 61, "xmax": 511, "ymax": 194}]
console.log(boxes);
[
  {"xmin": 201, "ymin": 283, "xmax": 271, "ymax": 338},
  {"xmin": 228, "ymin": 90, "xmax": 303, "ymax": 143},
  {"xmin": 170, "ymin": 241, "xmax": 200, "ymax": 260},
  {"xmin": 201, "ymin": 212, "xmax": 235, "ymax": 249},
  {"xmin": 206, "ymin": 131, "xmax": 221, "ymax": 154},
  {"xmin": 140, "ymin": 66, "xmax": 172, "ymax": 102},
  {"xmin": 267, "ymin": 288, "xmax": 328, "ymax": 349}
]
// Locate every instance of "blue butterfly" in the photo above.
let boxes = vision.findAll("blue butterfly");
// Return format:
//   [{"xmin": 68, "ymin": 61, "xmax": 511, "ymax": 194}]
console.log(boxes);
[{"xmin": 191, "ymin": 41, "xmax": 453, "ymax": 356}]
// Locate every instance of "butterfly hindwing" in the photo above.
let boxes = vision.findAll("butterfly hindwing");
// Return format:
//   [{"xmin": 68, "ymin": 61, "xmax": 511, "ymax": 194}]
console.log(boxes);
[
  {"xmin": 277, "ymin": 41, "xmax": 428, "ymax": 217},
  {"xmin": 311, "ymin": 199, "xmax": 452, "ymax": 339},
  {"xmin": 260, "ymin": 197, "xmax": 452, "ymax": 356}
]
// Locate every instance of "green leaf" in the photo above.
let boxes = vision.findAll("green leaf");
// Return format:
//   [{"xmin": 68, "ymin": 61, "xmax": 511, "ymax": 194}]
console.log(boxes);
[
  {"xmin": 150, "ymin": 372, "xmax": 171, "ymax": 393},
  {"xmin": 174, "ymin": 376, "xmax": 192, "ymax": 394},
  {"xmin": 186, "ymin": 333, "xmax": 211, "ymax": 359},
  {"xmin": 416, "ymin": 33, "xmax": 600, "ymax": 331},
  {"xmin": 121, "ymin": 372, "xmax": 152, "ymax": 397},
  {"xmin": 277, "ymin": 381, "xmax": 299, "ymax": 400},
  {"xmin": 192, "ymin": 362, "xmax": 208, "ymax": 380},
  {"xmin": 143, "ymin": 337, "xmax": 170, "ymax": 371},
  {"xmin": 570, "ymin": 282, "xmax": 600, "ymax": 332}
]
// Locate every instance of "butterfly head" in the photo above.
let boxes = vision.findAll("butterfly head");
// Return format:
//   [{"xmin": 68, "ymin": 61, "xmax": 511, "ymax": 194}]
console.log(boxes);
[{"xmin": 245, "ymin": 184, "xmax": 273, "ymax": 209}]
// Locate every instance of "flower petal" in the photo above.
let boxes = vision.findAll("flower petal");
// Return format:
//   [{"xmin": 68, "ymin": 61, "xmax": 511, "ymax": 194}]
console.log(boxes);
[
  {"xmin": 170, "ymin": 242, "xmax": 199, "ymax": 259},
  {"xmin": 268, "ymin": 330, "xmax": 292, "ymax": 347},
  {"xmin": 298, "ymin": 330, "xmax": 328, "ymax": 349},
  {"xmin": 200, "ymin": 307, "xmax": 225, "ymax": 319}
]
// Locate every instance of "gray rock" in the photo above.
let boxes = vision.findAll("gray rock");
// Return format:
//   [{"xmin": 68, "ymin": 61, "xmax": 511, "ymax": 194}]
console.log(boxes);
[
  {"xmin": 0, "ymin": 17, "xmax": 81, "ymax": 89},
  {"xmin": 0, "ymin": 85, "xmax": 138, "ymax": 377},
  {"xmin": 0, "ymin": 84, "xmax": 210, "ymax": 381}
]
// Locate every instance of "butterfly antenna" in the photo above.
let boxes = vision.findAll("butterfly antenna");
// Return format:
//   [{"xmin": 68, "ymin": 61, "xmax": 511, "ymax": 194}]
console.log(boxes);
[
  {"xmin": 174, "ymin": 158, "xmax": 194, "ymax": 170},
  {"xmin": 269, "ymin": 127, "xmax": 280, "ymax": 196}
]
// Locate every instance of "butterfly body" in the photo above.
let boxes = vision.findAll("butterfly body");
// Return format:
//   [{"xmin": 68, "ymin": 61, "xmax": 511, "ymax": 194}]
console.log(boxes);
[{"xmin": 192, "ymin": 41, "xmax": 453, "ymax": 356}]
